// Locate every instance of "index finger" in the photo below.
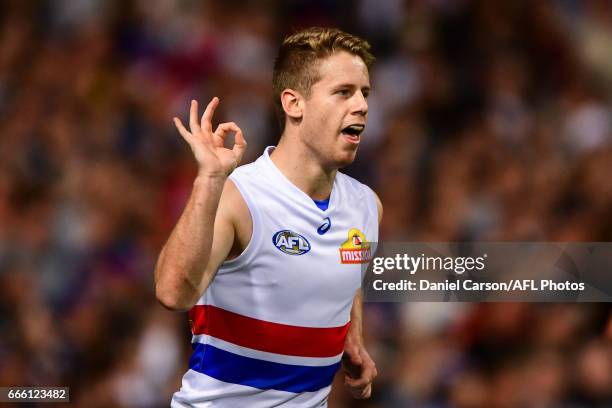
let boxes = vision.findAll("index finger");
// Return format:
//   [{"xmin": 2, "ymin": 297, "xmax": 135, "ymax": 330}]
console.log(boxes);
[
  {"xmin": 345, "ymin": 362, "xmax": 375, "ymax": 387},
  {"xmin": 360, "ymin": 363, "xmax": 377, "ymax": 383},
  {"xmin": 201, "ymin": 97, "xmax": 219, "ymax": 132}
]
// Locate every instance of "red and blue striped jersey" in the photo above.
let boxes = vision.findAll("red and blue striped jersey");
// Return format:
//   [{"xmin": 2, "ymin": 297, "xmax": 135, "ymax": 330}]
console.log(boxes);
[{"xmin": 171, "ymin": 146, "xmax": 379, "ymax": 407}]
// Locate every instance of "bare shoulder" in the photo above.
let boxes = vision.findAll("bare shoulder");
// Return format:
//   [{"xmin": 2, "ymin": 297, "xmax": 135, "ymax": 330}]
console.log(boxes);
[{"xmin": 218, "ymin": 178, "xmax": 252, "ymax": 259}]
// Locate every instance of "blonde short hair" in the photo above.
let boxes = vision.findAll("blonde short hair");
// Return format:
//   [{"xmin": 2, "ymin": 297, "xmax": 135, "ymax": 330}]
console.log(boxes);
[{"xmin": 272, "ymin": 27, "xmax": 375, "ymax": 128}]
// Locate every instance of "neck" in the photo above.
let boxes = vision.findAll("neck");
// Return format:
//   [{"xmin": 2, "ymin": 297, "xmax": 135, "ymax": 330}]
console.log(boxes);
[{"xmin": 270, "ymin": 132, "xmax": 337, "ymax": 200}]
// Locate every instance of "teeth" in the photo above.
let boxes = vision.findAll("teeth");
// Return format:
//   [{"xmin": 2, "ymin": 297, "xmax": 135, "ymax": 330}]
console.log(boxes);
[{"xmin": 343, "ymin": 124, "xmax": 365, "ymax": 136}]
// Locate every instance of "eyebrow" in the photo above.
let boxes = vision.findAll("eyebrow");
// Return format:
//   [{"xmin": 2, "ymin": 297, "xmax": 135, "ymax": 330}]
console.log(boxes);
[{"xmin": 333, "ymin": 83, "xmax": 371, "ymax": 92}]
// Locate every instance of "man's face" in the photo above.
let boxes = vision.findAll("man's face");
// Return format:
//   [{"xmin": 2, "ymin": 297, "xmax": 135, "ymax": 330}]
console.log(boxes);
[{"xmin": 300, "ymin": 51, "xmax": 370, "ymax": 169}]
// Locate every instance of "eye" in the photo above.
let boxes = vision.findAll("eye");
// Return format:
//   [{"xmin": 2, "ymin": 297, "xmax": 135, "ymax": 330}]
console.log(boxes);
[
  {"xmin": 362, "ymin": 90, "xmax": 370, "ymax": 99},
  {"xmin": 336, "ymin": 89, "xmax": 351, "ymax": 97}
]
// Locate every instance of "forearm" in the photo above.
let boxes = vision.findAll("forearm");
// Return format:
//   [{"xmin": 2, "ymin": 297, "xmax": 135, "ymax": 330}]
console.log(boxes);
[
  {"xmin": 343, "ymin": 288, "xmax": 378, "ymax": 398},
  {"xmin": 347, "ymin": 289, "xmax": 364, "ymax": 346},
  {"xmin": 154, "ymin": 175, "xmax": 226, "ymax": 310}
]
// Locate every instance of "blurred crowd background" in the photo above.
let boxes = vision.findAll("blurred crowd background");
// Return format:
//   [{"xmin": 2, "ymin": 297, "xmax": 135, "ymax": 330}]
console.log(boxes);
[{"xmin": 0, "ymin": 0, "xmax": 611, "ymax": 407}]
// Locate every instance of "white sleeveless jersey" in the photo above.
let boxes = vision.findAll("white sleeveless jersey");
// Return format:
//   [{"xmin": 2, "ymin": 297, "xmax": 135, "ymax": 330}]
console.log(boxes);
[{"xmin": 171, "ymin": 146, "xmax": 379, "ymax": 407}]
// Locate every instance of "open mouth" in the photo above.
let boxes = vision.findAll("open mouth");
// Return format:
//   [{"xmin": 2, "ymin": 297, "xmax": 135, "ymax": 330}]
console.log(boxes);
[{"xmin": 341, "ymin": 124, "xmax": 365, "ymax": 143}]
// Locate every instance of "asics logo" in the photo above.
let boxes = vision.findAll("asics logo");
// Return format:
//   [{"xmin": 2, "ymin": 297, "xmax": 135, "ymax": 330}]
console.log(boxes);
[{"xmin": 317, "ymin": 217, "xmax": 332, "ymax": 235}]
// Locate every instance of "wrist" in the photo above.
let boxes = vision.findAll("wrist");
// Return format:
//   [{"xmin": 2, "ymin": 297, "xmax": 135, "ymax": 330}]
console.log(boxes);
[
  {"xmin": 194, "ymin": 173, "xmax": 227, "ymax": 186},
  {"xmin": 197, "ymin": 163, "xmax": 236, "ymax": 180},
  {"xmin": 345, "ymin": 328, "xmax": 363, "ymax": 348}
]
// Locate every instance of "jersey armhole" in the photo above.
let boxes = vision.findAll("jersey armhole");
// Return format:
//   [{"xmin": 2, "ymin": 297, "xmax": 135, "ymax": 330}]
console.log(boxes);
[
  {"xmin": 364, "ymin": 185, "xmax": 380, "ymax": 243},
  {"xmin": 217, "ymin": 175, "xmax": 262, "ymax": 274}
]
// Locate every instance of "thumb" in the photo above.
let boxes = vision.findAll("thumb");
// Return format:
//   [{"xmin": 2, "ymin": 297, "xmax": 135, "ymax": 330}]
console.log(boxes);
[{"xmin": 350, "ymin": 349, "xmax": 363, "ymax": 366}]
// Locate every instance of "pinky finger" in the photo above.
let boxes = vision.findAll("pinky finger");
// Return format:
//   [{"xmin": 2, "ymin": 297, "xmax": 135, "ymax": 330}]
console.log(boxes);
[{"xmin": 174, "ymin": 117, "xmax": 193, "ymax": 143}]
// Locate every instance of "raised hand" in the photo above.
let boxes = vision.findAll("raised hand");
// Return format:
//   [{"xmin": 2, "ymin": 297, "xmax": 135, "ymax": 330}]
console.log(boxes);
[{"xmin": 173, "ymin": 98, "xmax": 247, "ymax": 178}]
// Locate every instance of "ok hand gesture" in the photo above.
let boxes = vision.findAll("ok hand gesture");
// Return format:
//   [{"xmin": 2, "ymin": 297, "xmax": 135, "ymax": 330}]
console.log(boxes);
[{"xmin": 174, "ymin": 98, "xmax": 247, "ymax": 178}]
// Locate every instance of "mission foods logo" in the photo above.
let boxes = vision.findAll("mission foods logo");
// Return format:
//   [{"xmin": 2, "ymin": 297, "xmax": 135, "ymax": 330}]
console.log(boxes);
[
  {"xmin": 273, "ymin": 230, "xmax": 311, "ymax": 255},
  {"xmin": 340, "ymin": 228, "xmax": 372, "ymax": 264}
]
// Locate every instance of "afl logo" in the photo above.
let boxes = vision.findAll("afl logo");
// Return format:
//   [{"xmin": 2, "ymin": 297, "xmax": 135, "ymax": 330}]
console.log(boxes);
[{"xmin": 272, "ymin": 230, "xmax": 311, "ymax": 255}]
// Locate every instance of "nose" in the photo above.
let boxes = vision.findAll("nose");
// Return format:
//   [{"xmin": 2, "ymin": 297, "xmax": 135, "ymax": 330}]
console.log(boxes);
[{"xmin": 352, "ymin": 91, "xmax": 368, "ymax": 116}]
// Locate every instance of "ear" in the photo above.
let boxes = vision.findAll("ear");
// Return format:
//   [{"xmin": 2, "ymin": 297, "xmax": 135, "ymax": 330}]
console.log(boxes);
[{"xmin": 280, "ymin": 89, "xmax": 303, "ymax": 121}]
